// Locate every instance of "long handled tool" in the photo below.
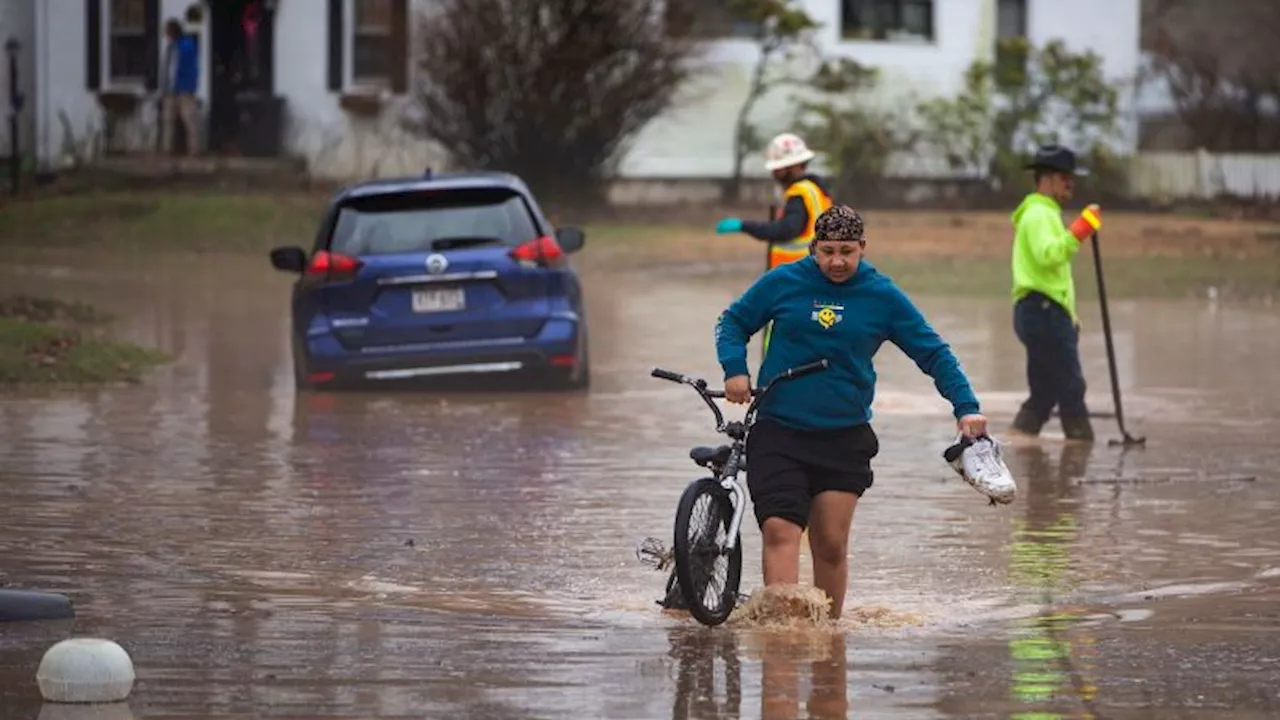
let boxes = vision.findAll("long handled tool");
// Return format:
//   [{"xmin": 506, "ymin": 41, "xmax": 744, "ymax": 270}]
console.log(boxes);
[
  {"xmin": 1089, "ymin": 231, "xmax": 1146, "ymax": 447},
  {"xmin": 762, "ymin": 204, "xmax": 778, "ymax": 353},
  {"xmin": 764, "ymin": 204, "xmax": 776, "ymax": 273}
]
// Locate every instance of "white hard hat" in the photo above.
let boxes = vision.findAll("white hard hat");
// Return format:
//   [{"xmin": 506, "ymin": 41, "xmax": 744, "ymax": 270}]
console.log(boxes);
[{"xmin": 764, "ymin": 132, "xmax": 816, "ymax": 171}]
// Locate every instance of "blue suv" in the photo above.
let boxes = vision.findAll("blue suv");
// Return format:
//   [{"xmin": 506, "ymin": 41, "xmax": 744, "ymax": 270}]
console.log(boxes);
[{"xmin": 269, "ymin": 171, "xmax": 589, "ymax": 391}]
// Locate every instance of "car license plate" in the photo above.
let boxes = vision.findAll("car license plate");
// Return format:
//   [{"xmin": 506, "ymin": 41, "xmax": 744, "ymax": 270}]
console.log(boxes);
[{"xmin": 412, "ymin": 287, "xmax": 465, "ymax": 313}]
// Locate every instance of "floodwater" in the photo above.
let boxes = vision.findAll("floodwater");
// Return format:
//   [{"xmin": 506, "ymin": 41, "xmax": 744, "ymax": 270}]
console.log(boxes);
[{"xmin": 1, "ymin": 250, "xmax": 1279, "ymax": 719}]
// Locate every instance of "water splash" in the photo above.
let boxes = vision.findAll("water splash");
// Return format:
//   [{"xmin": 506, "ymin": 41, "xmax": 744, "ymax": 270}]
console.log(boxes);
[{"xmin": 727, "ymin": 584, "xmax": 925, "ymax": 632}]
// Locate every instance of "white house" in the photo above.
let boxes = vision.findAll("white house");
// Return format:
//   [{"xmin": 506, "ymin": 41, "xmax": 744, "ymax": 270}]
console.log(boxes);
[
  {"xmin": 28, "ymin": 0, "xmax": 435, "ymax": 177},
  {"xmin": 630, "ymin": 0, "xmax": 1141, "ymax": 181},
  {"xmin": 24, "ymin": 0, "xmax": 1141, "ymax": 186}
]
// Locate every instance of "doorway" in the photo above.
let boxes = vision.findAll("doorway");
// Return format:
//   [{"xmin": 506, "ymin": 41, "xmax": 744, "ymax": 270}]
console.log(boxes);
[{"xmin": 206, "ymin": 0, "xmax": 278, "ymax": 155}]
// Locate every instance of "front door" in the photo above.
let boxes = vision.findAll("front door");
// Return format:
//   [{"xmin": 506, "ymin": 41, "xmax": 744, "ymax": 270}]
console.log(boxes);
[{"xmin": 208, "ymin": 0, "xmax": 276, "ymax": 155}]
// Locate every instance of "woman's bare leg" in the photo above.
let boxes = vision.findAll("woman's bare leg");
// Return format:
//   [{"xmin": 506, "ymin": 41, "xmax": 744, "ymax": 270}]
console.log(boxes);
[
  {"xmin": 807, "ymin": 491, "xmax": 858, "ymax": 619},
  {"xmin": 760, "ymin": 517, "xmax": 803, "ymax": 585}
]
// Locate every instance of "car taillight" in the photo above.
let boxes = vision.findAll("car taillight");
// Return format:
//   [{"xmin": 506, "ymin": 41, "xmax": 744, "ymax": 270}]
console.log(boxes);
[
  {"xmin": 508, "ymin": 236, "xmax": 565, "ymax": 268},
  {"xmin": 305, "ymin": 250, "xmax": 363, "ymax": 282}
]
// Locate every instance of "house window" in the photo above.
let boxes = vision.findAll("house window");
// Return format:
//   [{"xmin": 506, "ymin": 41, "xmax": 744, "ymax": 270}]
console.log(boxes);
[
  {"xmin": 109, "ymin": 0, "xmax": 149, "ymax": 82},
  {"xmin": 997, "ymin": 0, "xmax": 1027, "ymax": 39},
  {"xmin": 840, "ymin": 0, "xmax": 934, "ymax": 42},
  {"xmin": 353, "ymin": 0, "xmax": 394, "ymax": 85},
  {"xmin": 681, "ymin": 0, "xmax": 760, "ymax": 39},
  {"xmin": 329, "ymin": 0, "xmax": 410, "ymax": 95}
]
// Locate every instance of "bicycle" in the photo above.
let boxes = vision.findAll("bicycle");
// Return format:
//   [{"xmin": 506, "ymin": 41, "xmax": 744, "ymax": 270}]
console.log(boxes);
[{"xmin": 644, "ymin": 358, "xmax": 830, "ymax": 626}]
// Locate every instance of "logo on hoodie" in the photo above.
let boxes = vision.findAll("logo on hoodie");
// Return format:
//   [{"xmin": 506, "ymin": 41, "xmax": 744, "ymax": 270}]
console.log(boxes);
[{"xmin": 812, "ymin": 302, "xmax": 843, "ymax": 329}]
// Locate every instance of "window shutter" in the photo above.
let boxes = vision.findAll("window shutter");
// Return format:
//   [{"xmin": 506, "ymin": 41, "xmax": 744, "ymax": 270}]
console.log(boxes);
[
  {"xmin": 144, "ymin": 0, "xmax": 160, "ymax": 90},
  {"xmin": 390, "ymin": 0, "xmax": 409, "ymax": 93},
  {"xmin": 328, "ymin": 0, "xmax": 344, "ymax": 91},
  {"xmin": 86, "ymin": 0, "xmax": 101, "ymax": 90}
]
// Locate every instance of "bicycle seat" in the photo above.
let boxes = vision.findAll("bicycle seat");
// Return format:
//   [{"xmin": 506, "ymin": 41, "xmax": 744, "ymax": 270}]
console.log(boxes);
[{"xmin": 690, "ymin": 445, "xmax": 732, "ymax": 468}]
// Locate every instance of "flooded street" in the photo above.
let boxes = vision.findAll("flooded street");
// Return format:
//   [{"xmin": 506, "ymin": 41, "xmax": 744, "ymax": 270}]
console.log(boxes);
[{"xmin": 2, "ymin": 251, "xmax": 1279, "ymax": 718}]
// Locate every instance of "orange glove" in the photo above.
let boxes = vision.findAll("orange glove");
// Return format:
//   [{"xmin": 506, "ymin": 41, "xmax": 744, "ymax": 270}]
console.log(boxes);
[{"xmin": 1069, "ymin": 204, "xmax": 1102, "ymax": 241}]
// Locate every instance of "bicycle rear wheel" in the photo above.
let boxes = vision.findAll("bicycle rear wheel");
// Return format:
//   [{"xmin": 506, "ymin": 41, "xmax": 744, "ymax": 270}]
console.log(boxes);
[{"xmin": 674, "ymin": 479, "xmax": 743, "ymax": 626}]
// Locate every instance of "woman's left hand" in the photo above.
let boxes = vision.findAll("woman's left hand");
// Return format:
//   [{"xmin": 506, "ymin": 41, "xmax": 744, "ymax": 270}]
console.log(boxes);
[{"xmin": 957, "ymin": 414, "xmax": 988, "ymax": 438}]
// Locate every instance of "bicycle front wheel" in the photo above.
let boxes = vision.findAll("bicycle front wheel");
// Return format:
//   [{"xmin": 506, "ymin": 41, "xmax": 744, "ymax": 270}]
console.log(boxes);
[{"xmin": 674, "ymin": 479, "xmax": 743, "ymax": 626}]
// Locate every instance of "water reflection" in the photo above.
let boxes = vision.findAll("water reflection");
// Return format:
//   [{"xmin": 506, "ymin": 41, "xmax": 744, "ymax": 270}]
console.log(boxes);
[
  {"xmin": 755, "ymin": 630, "xmax": 849, "ymax": 720},
  {"xmin": 1004, "ymin": 443, "xmax": 1100, "ymax": 720},
  {"xmin": 667, "ymin": 627, "xmax": 851, "ymax": 720},
  {"xmin": 668, "ymin": 628, "xmax": 741, "ymax": 719},
  {"xmin": 1008, "ymin": 613, "xmax": 1099, "ymax": 720}
]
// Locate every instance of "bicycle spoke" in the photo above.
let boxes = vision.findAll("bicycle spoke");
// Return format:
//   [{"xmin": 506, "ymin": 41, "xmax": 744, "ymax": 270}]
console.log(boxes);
[
  {"xmin": 685, "ymin": 493, "xmax": 731, "ymax": 613},
  {"xmin": 702, "ymin": 521, "xmax": 730, "ymax": 610}
]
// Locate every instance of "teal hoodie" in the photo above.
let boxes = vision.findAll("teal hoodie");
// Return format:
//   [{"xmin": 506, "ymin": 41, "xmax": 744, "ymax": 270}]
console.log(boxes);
[{"xmin": 715, "ymin": 256, "xmax": 980, "ymax": 431}]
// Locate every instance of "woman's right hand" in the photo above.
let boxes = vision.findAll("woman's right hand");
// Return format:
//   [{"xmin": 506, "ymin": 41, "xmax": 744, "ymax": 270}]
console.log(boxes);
[{"xmin": 725, "ymin": 375, "xmax": 752, "ymax": 404}]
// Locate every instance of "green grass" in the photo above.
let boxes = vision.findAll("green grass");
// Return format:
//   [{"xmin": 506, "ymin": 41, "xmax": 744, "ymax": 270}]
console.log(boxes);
[
  {"xmin": 0, "ymin": 192, "xmax": 670, "ymax": 254},
  {"xmin": 0, "ymin": 296, "xmax": 171, "ymax": 385},
  {"xmin": 0, "ymin": 190, "xmax": 324, "ymax": 253},
  {"xmin": 872, "ymin": 256, "xmax": 1280, "ymax": 301},
  {"xmin": 2, "ymin": 190, "xmax": 1277, "ymax": 301}
]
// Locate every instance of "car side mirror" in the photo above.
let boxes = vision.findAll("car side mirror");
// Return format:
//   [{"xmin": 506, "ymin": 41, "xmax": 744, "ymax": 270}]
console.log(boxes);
[
  {"xmin": 269, "ymin": 246, "xmax": 307, "ymax": 273},
  {"xmin": 554, "ymin": 227, "xmax": 585, "ymax": 254}
]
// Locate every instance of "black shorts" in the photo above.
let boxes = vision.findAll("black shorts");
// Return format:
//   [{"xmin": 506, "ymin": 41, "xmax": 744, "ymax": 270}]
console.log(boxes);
[{"xmin": 745, "ymin": 418, "xmax": 879, "ymax": 531}]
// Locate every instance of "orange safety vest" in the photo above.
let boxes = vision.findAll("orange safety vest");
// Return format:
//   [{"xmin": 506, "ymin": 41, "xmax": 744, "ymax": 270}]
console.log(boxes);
[{"xmin": 767, "ymin": 178, "xmax": 833, "ymax": 269}]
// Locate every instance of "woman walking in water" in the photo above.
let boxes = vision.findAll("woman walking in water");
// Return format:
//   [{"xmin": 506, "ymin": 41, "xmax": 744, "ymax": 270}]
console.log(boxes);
[{"xmin": 714, "ymin": 204, "xmax": 988, "ymax": 619}]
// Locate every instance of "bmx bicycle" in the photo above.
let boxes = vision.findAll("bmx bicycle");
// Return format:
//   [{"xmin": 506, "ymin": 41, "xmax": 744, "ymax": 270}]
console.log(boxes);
[{"xmin": 643, "ymin": 358, "xmax": 830, "ymax": 626}]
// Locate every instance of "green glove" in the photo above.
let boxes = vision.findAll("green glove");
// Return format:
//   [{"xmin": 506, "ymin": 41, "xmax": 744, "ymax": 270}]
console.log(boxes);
[{"xmin": 716, "ymin": 217, "xmax": 743, "ymax": 234}]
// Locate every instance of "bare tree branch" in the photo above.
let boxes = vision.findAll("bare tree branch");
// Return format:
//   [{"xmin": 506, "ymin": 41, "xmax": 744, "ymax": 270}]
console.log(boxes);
[
  {"xmin": 1145, "ymin": 0, "xmax": 1280, "ymax": 151},
  {"xmin": 405, "ymin": 0, "xmax": 701, "ymax": 207}
]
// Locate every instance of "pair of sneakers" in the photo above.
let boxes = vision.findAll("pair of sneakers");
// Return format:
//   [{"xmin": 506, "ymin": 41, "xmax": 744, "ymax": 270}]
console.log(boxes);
[{"xmin": 943, "ymin": 434, "xmax": 1017, "ymax": 505}]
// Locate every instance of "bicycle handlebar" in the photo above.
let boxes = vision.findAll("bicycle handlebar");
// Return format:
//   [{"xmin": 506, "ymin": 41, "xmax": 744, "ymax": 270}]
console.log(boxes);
[
  {"xmin": 650, "ymin": 359, "xmax": 830, "ymax": 432},
  {"xmin": 647, "ymin": 373, "xmax": 752, "ymax": 399},
  {"xmin": 650, "ymin": 359, "xmax": 828, "ymax": 392},
  {"xmin": 650, "ymin": 368, "xmax": 683, "ymax": 383},
  {"xmin": 769, "ymin": 359, "xmax": 830, "ymax": 381}
]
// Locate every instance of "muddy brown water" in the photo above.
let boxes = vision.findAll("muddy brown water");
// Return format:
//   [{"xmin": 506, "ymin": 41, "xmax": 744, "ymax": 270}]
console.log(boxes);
[{"xmin": 1, "ymin": 251, "xmax": 1279, "ymax": 719}]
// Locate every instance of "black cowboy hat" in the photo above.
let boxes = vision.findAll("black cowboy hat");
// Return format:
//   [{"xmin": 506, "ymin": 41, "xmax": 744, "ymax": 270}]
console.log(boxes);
[{"xmin": 1024, "ymin": 144, "xmax": 1089, "ymax": 176}]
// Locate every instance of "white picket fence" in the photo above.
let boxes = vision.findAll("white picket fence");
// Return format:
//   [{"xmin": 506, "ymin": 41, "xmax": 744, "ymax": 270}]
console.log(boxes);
[{"xmin": 1129, "ymin": 150, "xmax": 1280, "ymax": 201}]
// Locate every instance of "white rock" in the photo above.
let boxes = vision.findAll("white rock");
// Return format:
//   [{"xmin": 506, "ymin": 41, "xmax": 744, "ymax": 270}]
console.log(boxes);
[{"xmin": 36, "ymin": 638, "xmax": 135, "ymax": 704}]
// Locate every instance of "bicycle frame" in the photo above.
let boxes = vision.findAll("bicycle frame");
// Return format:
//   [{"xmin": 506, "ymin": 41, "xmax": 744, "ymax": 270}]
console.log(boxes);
[{"xmin": 651, "ymin": 359, "xmax": 830, "ymax": 552}]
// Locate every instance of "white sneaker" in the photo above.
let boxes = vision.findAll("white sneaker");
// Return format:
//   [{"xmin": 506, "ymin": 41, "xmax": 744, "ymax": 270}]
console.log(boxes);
[{"xmin": 943, "ymin": 435, "xmax": 1017, "ymax": 505}]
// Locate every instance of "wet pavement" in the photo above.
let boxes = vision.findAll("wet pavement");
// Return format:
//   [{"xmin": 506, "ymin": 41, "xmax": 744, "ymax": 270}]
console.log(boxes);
[{"xmin": 1, "ymin": 251, "xmax": 1279, "ymax": 718}]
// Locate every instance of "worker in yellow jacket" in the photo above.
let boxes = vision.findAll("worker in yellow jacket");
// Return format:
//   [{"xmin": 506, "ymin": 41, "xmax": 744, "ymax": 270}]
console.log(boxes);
[{"xmin": 1010, "ymin": 144, "xmax": 1103, "ymax": 442}]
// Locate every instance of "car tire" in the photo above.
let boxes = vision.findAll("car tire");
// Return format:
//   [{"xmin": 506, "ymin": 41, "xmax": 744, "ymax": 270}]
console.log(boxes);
[
  {"xmin": 291, "ymin": 337, "xmax": 313, "ymax": 392},
  {"xmin": 550, "ymin": 336, "xmax": 590, "ymax": 391},
  {"xmin": 570, "ymin": 348, "xmax": 591, "ymax": 390}
]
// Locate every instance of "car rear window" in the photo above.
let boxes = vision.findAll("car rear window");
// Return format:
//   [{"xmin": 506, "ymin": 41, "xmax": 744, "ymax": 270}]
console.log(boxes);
[{"xmin": 328, "ymin": 188, "xmax": 540, "ymax": 256}]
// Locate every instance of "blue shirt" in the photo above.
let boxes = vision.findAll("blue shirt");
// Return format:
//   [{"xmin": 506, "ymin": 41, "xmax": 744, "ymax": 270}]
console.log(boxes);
[
  {"xmin": 715, "ymin": 257, "xmax": 980, "ymax": 431},
  {"xmin": 173, "ymin": 34, "xmax": 199, "ymax": 94}
]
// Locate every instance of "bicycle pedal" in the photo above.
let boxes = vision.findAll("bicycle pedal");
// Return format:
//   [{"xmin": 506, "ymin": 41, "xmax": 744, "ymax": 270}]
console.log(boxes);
[{"xmin": 635, "ymin": 537, "xmax": 673, "ymax": 571}]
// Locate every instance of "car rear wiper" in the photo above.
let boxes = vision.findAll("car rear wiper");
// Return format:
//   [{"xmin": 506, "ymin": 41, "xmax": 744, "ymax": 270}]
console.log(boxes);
[{"xmin": 431, "ymin": 236, "xmax": 504, "ymax": 251}]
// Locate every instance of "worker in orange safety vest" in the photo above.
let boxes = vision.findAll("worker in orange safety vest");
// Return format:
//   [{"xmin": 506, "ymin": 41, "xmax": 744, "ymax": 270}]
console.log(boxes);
[{"xmin": 715, "ymin": 132, "xmax": 835, "ymax": 350}]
